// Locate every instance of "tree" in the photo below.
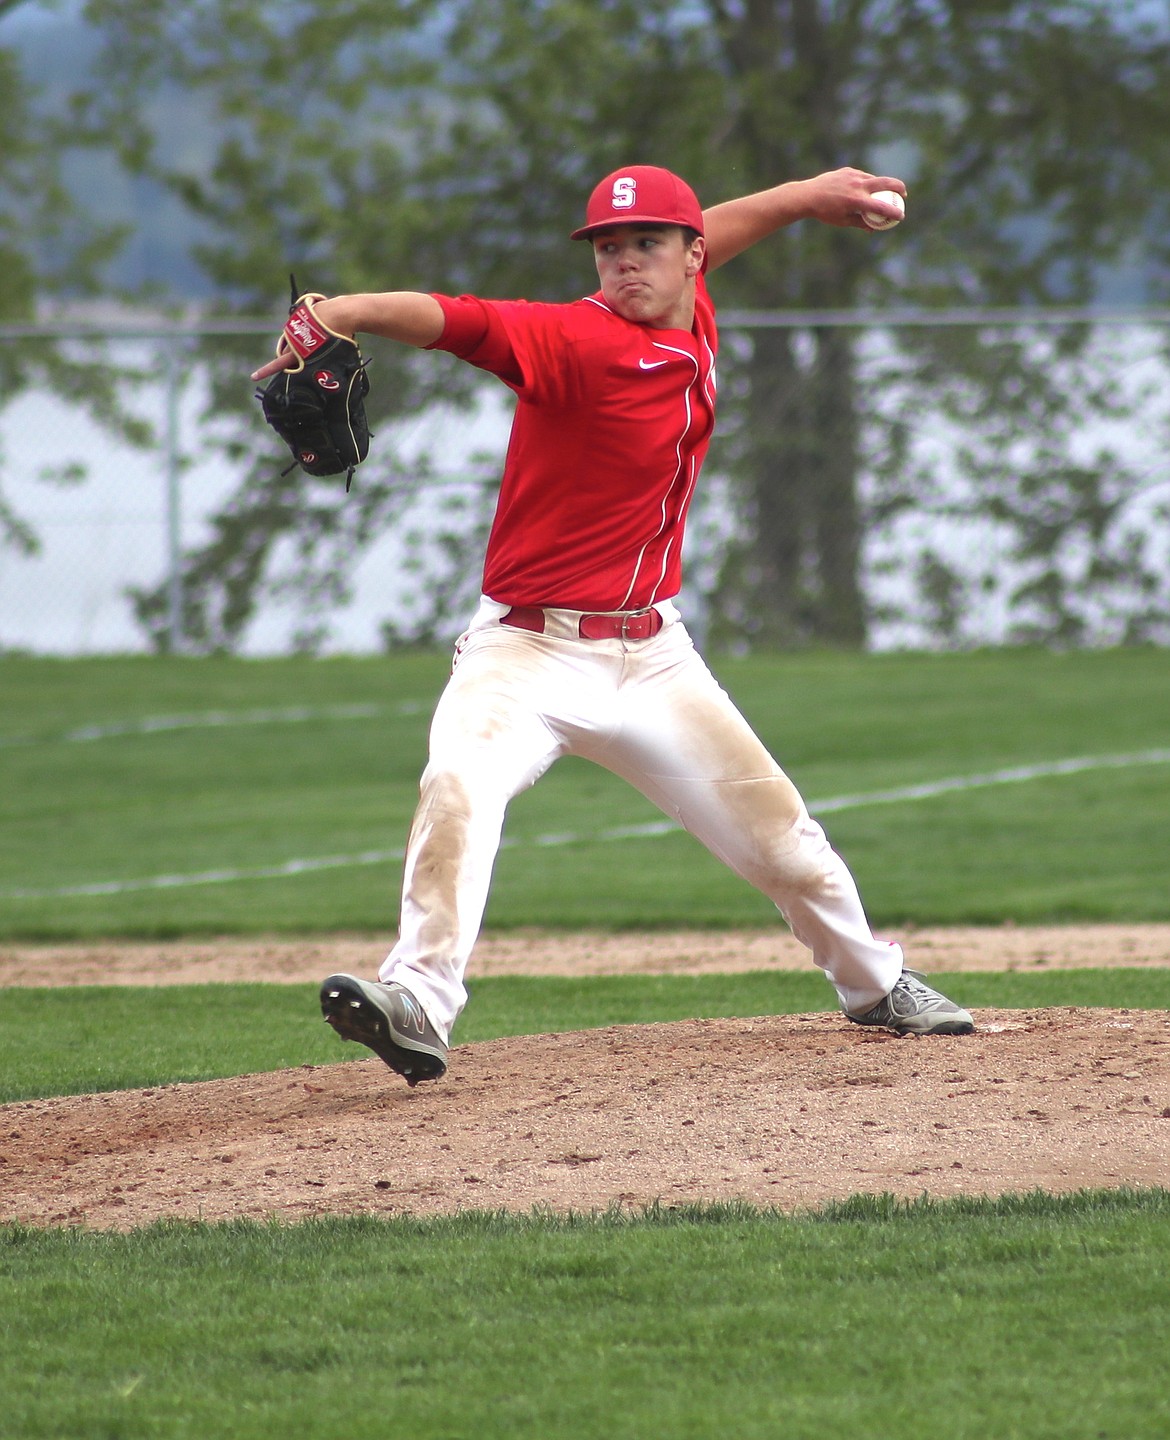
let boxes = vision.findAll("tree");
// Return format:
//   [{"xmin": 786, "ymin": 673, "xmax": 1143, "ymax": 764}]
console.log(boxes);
[
  {"xmin": 651, "ymin": 0, "xmax": 1170, "ymax": 645},
  {"xmin": 73, "ymin": 0, "xmax": 1170, "ymax": 650},
  {"xmin": 0, "ymin": 0, "xmax": 153, "ymax": 579}
]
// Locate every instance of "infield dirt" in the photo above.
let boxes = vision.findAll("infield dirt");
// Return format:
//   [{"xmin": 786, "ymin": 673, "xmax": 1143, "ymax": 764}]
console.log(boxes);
[{"xmin": 3, "ymin": 925, "xmax": 1168, "ymax": 1230}]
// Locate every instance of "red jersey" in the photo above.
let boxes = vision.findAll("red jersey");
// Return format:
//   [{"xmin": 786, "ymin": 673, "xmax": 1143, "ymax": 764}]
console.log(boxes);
[{"xmin": 427, "ymin": 273, "xmax": 718, "ymax": 611}]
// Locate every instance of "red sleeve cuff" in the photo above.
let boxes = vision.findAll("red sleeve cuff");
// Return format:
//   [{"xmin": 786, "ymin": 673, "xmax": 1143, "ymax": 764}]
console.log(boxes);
[{"xmin": 425, "ymin": 294, "xmax": 491, "ymax": 356}]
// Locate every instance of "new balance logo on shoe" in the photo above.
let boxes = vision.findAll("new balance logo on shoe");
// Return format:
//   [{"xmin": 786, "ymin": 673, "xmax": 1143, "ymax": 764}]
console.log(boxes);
[
  {"xmin": 395, "ymin": 988, "xmax": 428, "ymax": 1035},
  {"xmin": 320, "ymin": 973, "xmax": 449, "ymax": 1085}
]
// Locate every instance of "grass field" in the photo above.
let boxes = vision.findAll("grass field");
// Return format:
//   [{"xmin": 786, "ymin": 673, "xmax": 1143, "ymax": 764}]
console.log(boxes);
[
  {"xmin": 3, "ymin": 648, "xmax": 1169, "ymax": 1439},
  {"xmin": 3, "ymin": 1192, "xmax": 1169, "ymax": 1439},
  {"xmin": 1, "ymin": 646, "xmax": 1168, "ymax": 937}
]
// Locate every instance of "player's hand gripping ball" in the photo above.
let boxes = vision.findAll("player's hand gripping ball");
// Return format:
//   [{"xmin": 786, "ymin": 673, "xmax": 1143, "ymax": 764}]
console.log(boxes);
[{"xmin": 862, "ymin": 190, "xmax": 905, "ymax": 231}]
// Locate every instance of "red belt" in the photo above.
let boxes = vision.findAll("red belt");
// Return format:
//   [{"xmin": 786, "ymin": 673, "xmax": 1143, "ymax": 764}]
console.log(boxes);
[{"xmin": 501, "ymin": 606, "xmax": 663, "ymax": 641}]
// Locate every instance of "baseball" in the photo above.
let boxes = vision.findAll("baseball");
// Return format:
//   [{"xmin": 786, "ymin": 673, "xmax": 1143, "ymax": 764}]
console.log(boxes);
[{"xmin": 862, "ymin": 190, "xmax": 905, "ymax": 231}]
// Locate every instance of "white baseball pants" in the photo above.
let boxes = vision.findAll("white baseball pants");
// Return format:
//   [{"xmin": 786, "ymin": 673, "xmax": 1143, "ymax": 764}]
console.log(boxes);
[{"xmin": 380, "ymin": 598, "xmax": 903, "ymax": 1041}]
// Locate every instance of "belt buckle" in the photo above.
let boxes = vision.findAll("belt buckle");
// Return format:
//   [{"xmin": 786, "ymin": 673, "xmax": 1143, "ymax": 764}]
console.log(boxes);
[{"xmin": 621, "ymin": 608, "xmax": 652, "ymax": 640}]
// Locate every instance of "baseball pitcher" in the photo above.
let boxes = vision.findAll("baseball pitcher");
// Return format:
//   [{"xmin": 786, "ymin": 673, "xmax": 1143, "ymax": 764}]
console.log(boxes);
[{"xmin": 252, "ymin": 164, "xmax": 973, "ymax": 1085}]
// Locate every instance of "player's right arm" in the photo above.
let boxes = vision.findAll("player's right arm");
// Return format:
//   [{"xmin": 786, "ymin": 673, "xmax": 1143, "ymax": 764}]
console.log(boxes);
[
  {"xmin": 702, "ymin": 168, "xmax": 907, "ymax": 271},
  {"xmin": 251, "ymin": 292, "xmax": 445, "ymax": 380}
]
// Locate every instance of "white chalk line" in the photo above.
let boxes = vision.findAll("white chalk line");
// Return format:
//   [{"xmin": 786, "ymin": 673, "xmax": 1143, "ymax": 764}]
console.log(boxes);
[
  {"xmin": 808, "ymin": 748, "xmax": 1170, "ymax": 812},
  {"xmin": 3, "ymin": 748, "xmax": 1168, "ymax": 902},
  {"xmin": 0, "ymin": 702, "xmax": 426, "ymax": 749}
]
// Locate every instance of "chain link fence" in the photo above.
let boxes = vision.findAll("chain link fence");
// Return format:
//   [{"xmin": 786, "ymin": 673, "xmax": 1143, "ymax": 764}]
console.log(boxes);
[
  {"xmin": 2, "ymin": 311, "xmax": 1168, "ymax": 655},
  {"xmin": 0, "ymin": 321, "xmax": 493, "ymax": 655}
]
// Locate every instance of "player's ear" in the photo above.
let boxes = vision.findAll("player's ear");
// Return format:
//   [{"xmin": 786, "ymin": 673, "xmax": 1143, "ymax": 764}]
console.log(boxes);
[{"xmin": 685, "ymin": 234, "xmax": 706, "ymax": 277}]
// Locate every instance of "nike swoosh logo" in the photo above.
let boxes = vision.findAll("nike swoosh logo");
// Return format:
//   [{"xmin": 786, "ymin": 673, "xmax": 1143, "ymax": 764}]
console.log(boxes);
[{"xmin": 639, "ymin": 358, "xmax": 669, "ymax": 370}]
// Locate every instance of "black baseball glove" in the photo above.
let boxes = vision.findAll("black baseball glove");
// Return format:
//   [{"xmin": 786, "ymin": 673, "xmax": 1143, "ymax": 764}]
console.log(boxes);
[{"xmin": 256, "ymin": 281, "xmax": 371, "ymax": 490}]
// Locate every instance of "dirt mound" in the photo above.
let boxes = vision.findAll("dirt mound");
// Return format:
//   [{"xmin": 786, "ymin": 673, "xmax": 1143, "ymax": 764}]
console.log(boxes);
[
  {"xmin": 3, "ymin": 927, "xmax": 1168, "ymax": 1229},
  {"xmin": 4, "ymin": 1006, "xmax": 1168, "ymax": 1231}
]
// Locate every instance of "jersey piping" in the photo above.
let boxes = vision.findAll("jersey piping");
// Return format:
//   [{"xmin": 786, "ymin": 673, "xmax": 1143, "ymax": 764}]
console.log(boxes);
[{"xmin": 619, "ymin": 337, "xmax": 701, "ymax": 609}]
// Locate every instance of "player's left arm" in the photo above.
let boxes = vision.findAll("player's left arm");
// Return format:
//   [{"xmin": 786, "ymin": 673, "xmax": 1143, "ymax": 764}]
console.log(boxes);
[
  {"xmin": 251, "ymin": 291, "xmax": 445, "ymax": 382},
  {"xmin": 703, "ymin": 168, "xmax": 907, "ymax": 271}
]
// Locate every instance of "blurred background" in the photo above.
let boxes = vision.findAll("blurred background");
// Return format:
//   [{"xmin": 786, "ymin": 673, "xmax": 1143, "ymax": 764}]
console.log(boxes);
[{"xmin": 2, "ymin": 0, "xmax": 1169, "ymax": 659}]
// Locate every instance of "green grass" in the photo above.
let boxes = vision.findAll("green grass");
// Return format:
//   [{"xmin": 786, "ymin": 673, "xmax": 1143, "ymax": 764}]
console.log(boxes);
[
  {"xmin": 2, "ymin": 1192, "xmax": 1168, "ymax": 1439},
  {"xmin": 1, "ymin": 647, "xmax": 1168, "ymax": 938},
  {"xmin": 5, "ymin": 648, "xmax": 1166, "ymax": 1439},
  {"xmin": 2, "ymin": 968, "xmax": 1166, "ymax": 1103}
]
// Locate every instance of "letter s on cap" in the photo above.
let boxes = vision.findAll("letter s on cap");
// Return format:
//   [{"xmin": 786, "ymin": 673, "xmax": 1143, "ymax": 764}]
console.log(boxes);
[{"xmin": 612, "ymin": 176, "xmax": 636, "ymax": 210}]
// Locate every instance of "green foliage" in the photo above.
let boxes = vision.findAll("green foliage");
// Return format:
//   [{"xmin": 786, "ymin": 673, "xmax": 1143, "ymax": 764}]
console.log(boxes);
[
  {"xmin": 0, "ymin": 4, "xmax": 159, "ymax": 564},
  {"xmin": 2, "ymin": 1193, "xmax": 1169, "ymax": 1438},
  {"xmin": 29, "ymin": 0, "xmax": 1169, "ymax": 651}
]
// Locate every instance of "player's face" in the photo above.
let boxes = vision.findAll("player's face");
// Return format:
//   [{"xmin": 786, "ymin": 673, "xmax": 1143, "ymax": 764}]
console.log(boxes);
[{"xmin": 591, "ymin": 225, "xmax": 705, "ymax": 328}]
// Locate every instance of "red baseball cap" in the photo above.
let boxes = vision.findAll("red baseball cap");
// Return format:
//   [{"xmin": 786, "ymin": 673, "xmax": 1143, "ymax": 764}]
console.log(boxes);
[{"xmin": 571, "ymin": 165, "xmax": 705, "ymax": 240}]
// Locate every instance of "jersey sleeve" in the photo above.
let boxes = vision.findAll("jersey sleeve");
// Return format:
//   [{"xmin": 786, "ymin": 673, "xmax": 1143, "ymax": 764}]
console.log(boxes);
[
  {"xmin": 426, "ymin": 294, "xmax": 523, "ymax": 386},
  {"xmin": 427, "ymin": 294, "xmax": 594, "ymax": 406}
]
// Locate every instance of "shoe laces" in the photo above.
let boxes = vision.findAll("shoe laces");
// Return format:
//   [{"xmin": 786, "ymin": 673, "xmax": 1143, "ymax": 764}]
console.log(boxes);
[{"xmin": 894, "ymin": 969, "xmax": 947, "ymax": 1009}]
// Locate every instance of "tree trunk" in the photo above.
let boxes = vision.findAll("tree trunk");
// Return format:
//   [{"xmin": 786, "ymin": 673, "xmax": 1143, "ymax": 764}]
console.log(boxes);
[
  {"xmin": 711, "ymin": 0, "xmax": 870, "ymax": 647},
  {"xmin": 726, "ymin": 324, "xmax": 865, "ymax": 648}
]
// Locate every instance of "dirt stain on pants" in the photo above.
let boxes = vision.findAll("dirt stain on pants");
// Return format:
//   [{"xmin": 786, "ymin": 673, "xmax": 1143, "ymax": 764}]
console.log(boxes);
[{"xmin": 381, "ymin": 613, "xmax": 902, "ymax": 1037}]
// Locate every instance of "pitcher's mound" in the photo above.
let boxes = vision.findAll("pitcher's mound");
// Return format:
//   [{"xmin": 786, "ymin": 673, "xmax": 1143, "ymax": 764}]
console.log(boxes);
[{"xmin": 4, "ymin": 1006, "xmax": 1167, "ymax": 1230}]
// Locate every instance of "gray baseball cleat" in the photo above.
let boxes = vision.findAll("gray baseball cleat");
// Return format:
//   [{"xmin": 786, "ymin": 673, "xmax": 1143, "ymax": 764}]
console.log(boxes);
[
  {"xmin": 846, "ymin": 969, "xmax": 974, "ymax": 1036},
  {"xmin": 320, "ymin": 974, "xmax": 448, "ymax": 1085}
]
